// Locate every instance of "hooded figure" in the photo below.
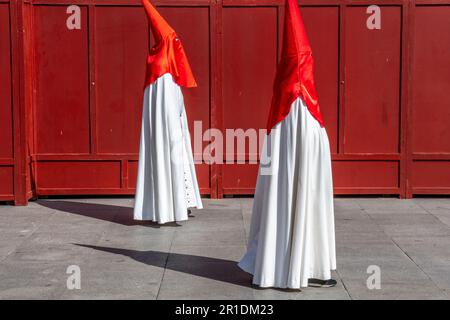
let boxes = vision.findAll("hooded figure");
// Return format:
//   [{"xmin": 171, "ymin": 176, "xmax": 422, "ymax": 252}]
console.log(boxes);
[
  {"xmin": 133, "ymin": 0, "xmax": 203, "ymax": 223},
  {"xmin": 238, "ymin": 0, "xmax": 336, "ymax": 288}
]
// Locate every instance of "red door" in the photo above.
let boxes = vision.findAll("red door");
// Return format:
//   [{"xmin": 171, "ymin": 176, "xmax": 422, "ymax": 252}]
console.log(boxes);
[
  {"xmin": 0, "ymin": 1, "xmax": 14, "ymax": 201},
  {"xmin": 2, "ymin": 0, "xmax": 450, "ymax": 204},
  {"xmin": 219, "ymin": 1, "xmax": 405, "ymax": 196},
  {"xmin": 410, "ymin": 3, "xmax": 450, "ymax": 196},
  {"xmin": 29, "ymin": 2, "xmax": 213, "ymax": 197}
]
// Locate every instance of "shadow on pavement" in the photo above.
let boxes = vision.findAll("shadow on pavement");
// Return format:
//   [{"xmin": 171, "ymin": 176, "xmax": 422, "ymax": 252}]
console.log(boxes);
[
  {"xmin": 37, "ymin": 200, "xmax": 182, "ymax": 228},
  {"xmin": 74, "ymin": 243, "xmax": 253, "ymax": 288}
]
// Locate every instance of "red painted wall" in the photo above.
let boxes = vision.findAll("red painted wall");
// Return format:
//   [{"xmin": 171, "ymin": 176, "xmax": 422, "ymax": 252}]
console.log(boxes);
[
  {"xmin": 2, "ymin": 0, "xmax": 450, "ymax": 204},
  {"xmin": 410, "ymin": 5, "xmax": 450, "ymax": 194},
  {"xmin": 0, "ymin": 0, "xmax": 14, "ymax": 201}
]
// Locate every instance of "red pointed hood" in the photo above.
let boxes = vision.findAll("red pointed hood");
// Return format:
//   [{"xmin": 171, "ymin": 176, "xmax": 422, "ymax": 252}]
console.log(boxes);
[
  {"xmin": 266, "ymin": 0, "xmax": 324, "ymax": 133},
  {"xmin": 142, "ymin": 0, "xmax": 197, "ymax": 88}
]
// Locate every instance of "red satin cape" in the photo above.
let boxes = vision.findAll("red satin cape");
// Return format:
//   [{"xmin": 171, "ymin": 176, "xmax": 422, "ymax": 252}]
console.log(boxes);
[
  {"xmin": 266, "ymin": 0, "xmax": 324, "ymax": 133},
  {"xmin": 142, "ymin": 0, "xmax": 197, "ymax": 89}
]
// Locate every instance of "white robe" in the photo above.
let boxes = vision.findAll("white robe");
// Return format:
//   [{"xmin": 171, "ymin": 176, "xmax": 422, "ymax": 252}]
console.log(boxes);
[
  {"xmin": 134, "ymin": 73, "xmax": 203, "ymax": 223},
  {"xmin": 238, "ymin": 97, "xmax": 336, "ymax": 288}
]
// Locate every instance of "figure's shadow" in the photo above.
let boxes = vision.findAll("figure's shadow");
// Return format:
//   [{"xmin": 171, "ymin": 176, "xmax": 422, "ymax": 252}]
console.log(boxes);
[
  {"xmin": 75, "ymin": 244, "xmax": 253, "ymax": 288},
  {"xmin": 36, "ymin": 200, "xmax": 186, "ymax": 228}
]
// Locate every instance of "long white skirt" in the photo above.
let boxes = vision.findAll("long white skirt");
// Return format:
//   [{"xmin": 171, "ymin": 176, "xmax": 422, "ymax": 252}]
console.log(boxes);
[
  {"xmin": 238, "ymin": 98, "xmax": 336, "ymax": 288},
  {"xmin": 133, "ymin": 73, "xmax": 203, "ymax": 224}
]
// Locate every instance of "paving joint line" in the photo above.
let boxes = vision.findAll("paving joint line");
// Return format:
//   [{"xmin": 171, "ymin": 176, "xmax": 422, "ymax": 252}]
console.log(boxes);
[
  {"xmin": 359, "ymin": 201, "xmax": 446, "ymax": 296},
  {"xmin": 155, "ymin": 225, "xmax": 176, "ymax": 300}
]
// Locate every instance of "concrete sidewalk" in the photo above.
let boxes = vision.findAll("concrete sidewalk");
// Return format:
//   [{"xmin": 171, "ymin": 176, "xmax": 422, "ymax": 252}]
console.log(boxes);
[{"xmin": 0, "ymin": 197, "xmax": 449, "ymax": 299}]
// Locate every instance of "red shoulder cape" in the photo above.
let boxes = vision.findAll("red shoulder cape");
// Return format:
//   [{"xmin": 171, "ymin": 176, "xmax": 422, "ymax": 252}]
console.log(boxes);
[
  {"xmin": 266, "ymin": 0, "xmax": 324, "ymax": 133},
  {"xmin": 142, "ymin": 0, "xmax": 197, "ymax": 89}
]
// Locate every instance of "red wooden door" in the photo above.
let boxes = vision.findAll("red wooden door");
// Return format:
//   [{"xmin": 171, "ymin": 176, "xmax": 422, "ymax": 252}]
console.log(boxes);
[
  {"xmin": 219, "ymin": 0, "xmax": 406, "ymax": 196},
  {"xmin": 336, "ymin": 4, "xmax": 403, "ymax": 195},
  {"xmin": 2, "ymin": 0, "xmax": 450, "ymax": 204},
  {"xmin": 220, "ymin": 5, "xmax": 278, "ymax": 195},
  {"xmin": 29, "ymin": 1, "xmax": 213, "ymax": 197},
  {"xmin": 409, "ymin": 1, "xmax": 450, "ymax": 196},
  {"xmin": 0, "ymin": 0, "xmax": 13, "ymax": 201}
]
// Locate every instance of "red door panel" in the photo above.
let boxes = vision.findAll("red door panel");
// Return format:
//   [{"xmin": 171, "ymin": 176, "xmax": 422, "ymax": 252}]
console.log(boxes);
[
  {"xmin": 34, "ymin": 5, "xmax": 90, "ymax": 154},
  {"xmin": 95, "ymin": 6, "xmax": 148, "ymax": 154},
  {"xmin": 221, "ymin": 7, "xmax": 277, "ymax": 194},
  {"xmin": 0, "ymin": 3, "xmax": 13, "ymax": 199},
  {"xmin": 410, "ymin": 5, "xmax": 450, "ymax": 194},
  {"xmin": 0, "ymin": 3, "xmax": 12, "ymax": 159},
  {"xmin": 0, "ymin": 167, "xmax": 14, "ymax": 196},
  {"xmin": 333, "ymin": 161, "xmax": 399, "ymax": 190},
  {"xmin": 412, "ymin": 161, "xmax": 450, "ymax": 189},
  {"xmin": 344, "ymin": 6, "xmax": 401, "ymax": 154},
  {"xmin": 222, "ymin": 164, "xmax": 259, "ymax": 194},
  {"xmin": 412, "ymin": 6, "xmax": 450, "ymax": 153},
  {"xmin": 37, "ymin": 161, "xmax": 121, "ymax": 192},
  {"xmin": 222, "ymin": 7, "xmax": 277, "ymax": 141}
]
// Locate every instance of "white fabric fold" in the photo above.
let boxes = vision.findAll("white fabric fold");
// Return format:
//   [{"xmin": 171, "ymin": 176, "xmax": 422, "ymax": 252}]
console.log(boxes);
[
  {"xmin": 134, "ymin": 73, "xmax": 203, "ymax": 224},
  {"xmin": 238, "ymin": 97, "xmax": 336, "ymax": 288}
]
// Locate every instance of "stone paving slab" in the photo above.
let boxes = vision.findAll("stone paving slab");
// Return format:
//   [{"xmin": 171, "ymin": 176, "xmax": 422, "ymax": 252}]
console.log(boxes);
[{"xmin": 0, "ymin": 197, "xmax": 450, "ymax": 300}]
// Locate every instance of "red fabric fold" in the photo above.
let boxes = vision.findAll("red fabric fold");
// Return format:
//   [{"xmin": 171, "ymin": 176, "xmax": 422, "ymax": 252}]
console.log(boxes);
[
  {"xmin": 142, "ymin": 0, "xmax": 197, "ymax": 89},
  {"xmin": 266, "ymin": 0, "xmax": 324, "ymax": 133}
]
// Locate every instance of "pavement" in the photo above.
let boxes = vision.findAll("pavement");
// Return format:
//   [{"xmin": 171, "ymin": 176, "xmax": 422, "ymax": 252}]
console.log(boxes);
[{"xmin": 0, "ymin": 197, "xmax": 450, "ymax": 300}]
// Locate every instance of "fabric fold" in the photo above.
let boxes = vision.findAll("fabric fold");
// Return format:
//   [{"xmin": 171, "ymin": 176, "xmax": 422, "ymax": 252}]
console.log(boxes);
[
  {"xmin": 238, "ymin": 97, "xmax": 336, "ymax": 288},
  {"xmin": 134, "ymin": 74, "xmax": 202, "ymax": 224}
]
